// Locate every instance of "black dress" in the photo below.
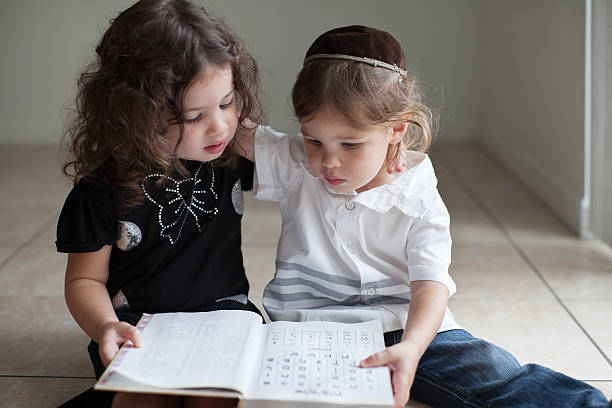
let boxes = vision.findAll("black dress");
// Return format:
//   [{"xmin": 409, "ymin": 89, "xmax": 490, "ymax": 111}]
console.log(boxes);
[{"xmin": 56, "ymin": 159, "xmax": 260, "ymax": 407}]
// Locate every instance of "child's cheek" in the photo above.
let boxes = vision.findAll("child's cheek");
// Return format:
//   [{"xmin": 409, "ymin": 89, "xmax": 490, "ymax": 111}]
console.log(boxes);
[{"xmin": 305, "ymin": 148, "xmax": 322, "ymax": 175}]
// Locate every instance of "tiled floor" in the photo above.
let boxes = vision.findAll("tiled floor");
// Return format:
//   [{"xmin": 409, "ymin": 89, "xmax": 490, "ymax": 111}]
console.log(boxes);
[{"xmin": 1, "ymin": 144, "xmax": 611, "ymax": 407}]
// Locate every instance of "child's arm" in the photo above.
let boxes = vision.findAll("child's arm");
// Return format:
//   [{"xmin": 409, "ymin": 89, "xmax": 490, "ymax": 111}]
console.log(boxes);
[
  {"xmin": 361, "ymin": 280, "xmax": 448, "ymax": 408},
  {"xmin": 64, "ymin": 246, "xmax": 142, "ymax": 367}
]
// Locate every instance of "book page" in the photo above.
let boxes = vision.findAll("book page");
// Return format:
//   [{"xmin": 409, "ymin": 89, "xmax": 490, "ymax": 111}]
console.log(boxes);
[
  {"xmin": 98, "ymin": 310, "xmax": 263, "ymax": 392},
  {"xmin": 245, "ymin": 319, "xmax": 394, "ymax": 406}
]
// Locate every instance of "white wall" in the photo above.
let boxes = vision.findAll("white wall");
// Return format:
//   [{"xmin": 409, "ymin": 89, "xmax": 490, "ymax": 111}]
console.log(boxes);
[
  {"xmin": 0, "ymin": 0, "xmax": 481, "ymax": 145},
  {"xmin": 0, "ymin": 0, "xmax": 133, "ymax": 146},
  {"xmin": 591, "ymin": 0, "xmax": 612, "ymax": 247},
  {"xmin": 203, "ymin": 0, "xmax": 482, "ymax": 139},
  {"xmin": 478, "ymin": 0, "xmax": 586, "ymax": 233}
]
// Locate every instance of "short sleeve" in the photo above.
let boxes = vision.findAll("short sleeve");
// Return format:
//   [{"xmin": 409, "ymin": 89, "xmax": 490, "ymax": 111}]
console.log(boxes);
[
  {"xmin": 405, "ymin": 191, "xmax": 456, "ymax": 296},
  {"xmin": 56, "ymin": 180, "xmax": 117, "ymax": 253},
  {"xmin": 253, "ymin": 125, "xmax": 306, "ymax": 202}
]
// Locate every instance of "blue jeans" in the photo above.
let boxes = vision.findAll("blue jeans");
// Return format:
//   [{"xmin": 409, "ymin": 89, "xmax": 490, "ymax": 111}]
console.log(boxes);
[{"xmin": 384, "ymin": 329, "xmax": 611, "ymax": 408}]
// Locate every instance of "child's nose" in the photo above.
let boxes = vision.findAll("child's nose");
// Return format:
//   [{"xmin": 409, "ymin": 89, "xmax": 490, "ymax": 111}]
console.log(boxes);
[
  {"xmin": 321, "ymin": 151, "xmax": 340, "ymax": 168},
  {"xmin": 207, "ymin": 111, "xmax": 228, "ymax": 136}
]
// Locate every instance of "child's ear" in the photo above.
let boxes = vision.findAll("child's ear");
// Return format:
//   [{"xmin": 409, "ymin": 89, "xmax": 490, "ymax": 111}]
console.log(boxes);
[{"xmin": 389, "ymin": 122, "xmax": 408, "ymax": 144}]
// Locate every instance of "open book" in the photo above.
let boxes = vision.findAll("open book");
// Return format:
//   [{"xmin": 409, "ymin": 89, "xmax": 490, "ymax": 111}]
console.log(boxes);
[{"xmin": 95, "ymin": 310, "xmax": 394, "ymax": 407}]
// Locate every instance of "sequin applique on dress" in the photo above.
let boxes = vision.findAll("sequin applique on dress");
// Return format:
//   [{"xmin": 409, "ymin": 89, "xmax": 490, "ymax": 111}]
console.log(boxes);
[{"xmin": 142, "ymin": 163, "xmax": 218, "ymax": 245}]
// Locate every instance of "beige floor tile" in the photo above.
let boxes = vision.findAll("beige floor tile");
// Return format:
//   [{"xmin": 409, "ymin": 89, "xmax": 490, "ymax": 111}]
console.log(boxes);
[
  {"xmin": 463, "ymin": 175, "xmax": 544, "ymax": 213},
  {"xmin": 447, "ymin": 208, "xmax": 508, "ymax": 245},
  {"xmin": 450, "ymin": 243, "xmax": 551, "ymax": 298},
  {"xmin": 0, "ymin": 247, "xmax": 14, "ymax": 265},
  {"xmin": 26, "ymin": 214, "xmax": 60, "ymax": 249},
  {"xmin": 0, "ymin": 149, "xmax": 71, "ymax": 246},
  {"xmin": 436, "ymin": 168, "xmax": 509, "ymax": 245},
  {"xmin": 448, "ymin": 298, "xmax": 612, "ymax": 380},
  {"xmin": 434, "ymin": 143, "xmax": 513, "ymax": 186},
  {"xmin": 242, "ymin": 194, "xmax": 281, "ymax": 246},
  {"xmin": 0, "ymin": 246, "xmax": 66, "ymax": 297},
  {"xmin": 435, "ymin": 168, "xmax": 474, "ymax": 211},
  {"xmin": 585, "ymin": 381, "xmax": 612, "ymax": 399},
  {"xmin": 565, "ymin": 300, "xmax": 612, "ymax": 363},
  {"xmin": 0, "ymin": 146, "xmax": 69, "ymax": 185},
  {"xmin": 435, "ymin": 144, "xmax": 576, "ymax": 244},
  {"xmin": 243, "ymin": 245, "xmax": 277, "ymax": 321},
  {"xmin": 520, "ymin": 241, "xmax": 612, "ymax": 299},
  {"xmin": 0, "ymin": 298, "xmax": 93, "ymax": 377},
  {"xmin": 495, "ymin": 205, "xmax": 578, "ymax": 245},
  {"xmin": 0, "ymin": 178, "xmax": 70, "ymax": 216},
  {"xmin": 0, "ymin": 189, "xmax": 70, "ymax": 214},
  {"xmin": 243, "ymin": 246, "xmax": 276, "ymax": 295},
  {"xmin": 0, "ymin": 206, "xmax": 57, "ymax": 249},
  {"xmin": 0, "ymin": 377, "xmax": 94, "ymax": 408}
]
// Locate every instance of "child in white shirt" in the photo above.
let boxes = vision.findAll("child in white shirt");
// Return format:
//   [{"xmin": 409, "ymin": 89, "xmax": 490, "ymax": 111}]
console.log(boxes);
[{"xmin": 236, "ymin": 25, "xmax": 610, "ymax": 408}]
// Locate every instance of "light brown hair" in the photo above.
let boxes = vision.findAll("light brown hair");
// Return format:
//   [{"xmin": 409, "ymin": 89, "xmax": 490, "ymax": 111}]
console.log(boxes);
[{"xmin": 292, "ymin": 60, "xmax": 435, "ymax": 166}]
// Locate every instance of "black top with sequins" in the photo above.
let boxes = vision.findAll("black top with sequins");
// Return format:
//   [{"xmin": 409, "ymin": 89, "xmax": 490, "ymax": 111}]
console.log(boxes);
[{"xmin": 56, "ymin": 158, "xmax": 254, "ymax": 314}]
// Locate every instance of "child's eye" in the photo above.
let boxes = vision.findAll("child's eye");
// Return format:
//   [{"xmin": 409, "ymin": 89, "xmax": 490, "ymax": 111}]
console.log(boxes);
[
  {"xmin": 342, "ymin": 143, "xmax": 362, "ymax": 149},
  {"xmin": 220, "ymin": 97, "xmax": 235, "ymax": 110},
  {"xmin": 304, "ymin": 139, "xmax": 321, "ymax": 146},
  {"xmin": 184, "ymin": 113, "xmax": 202, "ymax": 124}
]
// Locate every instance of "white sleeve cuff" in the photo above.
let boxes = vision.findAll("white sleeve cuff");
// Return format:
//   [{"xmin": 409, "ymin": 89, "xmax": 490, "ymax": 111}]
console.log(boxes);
[{"xmin": 408, "ymin": 265, "xmax": 457, "ymax": 297}]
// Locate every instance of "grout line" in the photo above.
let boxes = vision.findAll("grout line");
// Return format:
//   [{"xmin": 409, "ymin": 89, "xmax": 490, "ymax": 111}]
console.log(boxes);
[
  {"xmin": 0, "ymin": 374, "xmax": 94, "ymax": 380},
  {"xmin": 0, "ymin": 213, "xmax": 58, "ymax": 273},
  {"xmin": 435, "ymin": 148, "xmax": 612, "ymax": 368},
  {"xmin": 0, "ymin": 295, "xmax": 65, "ymax": 299},
  {"xmin": 449, "ymin": 296, "xmax": 612, "ymax": 301},
  {"xmin": 449, "ymin": 296, "xmax": 562, "ymax": 300}
]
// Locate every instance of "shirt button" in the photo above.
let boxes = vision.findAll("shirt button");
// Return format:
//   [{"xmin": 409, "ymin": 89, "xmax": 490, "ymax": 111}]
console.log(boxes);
[
  {"xmin": 345, "ymin": 201, "xmax": 355, "ymax": 210},
  {"xmin": 345, "ymin": 242, "xmax": 355, "ymax": 255},
  {"xmin": 366, "ymin": 287, "xmax": 376, "ymax": 296}
]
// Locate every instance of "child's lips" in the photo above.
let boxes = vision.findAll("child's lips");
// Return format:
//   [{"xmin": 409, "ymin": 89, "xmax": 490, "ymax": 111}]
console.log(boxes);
[
  {"xmin": 204, "ymin": 139, "xmax": 227, "ymax": 154},
  {"xmin": 324, "ymin": 176, "xmax": 345, "ymax": 186}
]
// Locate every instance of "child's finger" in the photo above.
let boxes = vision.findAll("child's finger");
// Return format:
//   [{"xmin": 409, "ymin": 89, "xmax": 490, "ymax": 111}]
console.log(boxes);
[
  {"xmin": 116, "ymin": 322, "xmax": 143, "ymax": 348},
  {"xmin": 360, "ymin": 348, "xmax": 393, "ymax": 368},
  {"xmin": 391, "ymin": 371, "xmax": 411, "ymax": 407},
  {"xmin": 99, "ymin": 342, "xmax": 119, "ymax": 367}
]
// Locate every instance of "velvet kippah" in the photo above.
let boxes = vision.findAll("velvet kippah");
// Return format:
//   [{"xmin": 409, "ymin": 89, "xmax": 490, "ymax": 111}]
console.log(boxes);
[{"xmin": 304, "ymin": 25, "xmax": 406, "ymax": 72}]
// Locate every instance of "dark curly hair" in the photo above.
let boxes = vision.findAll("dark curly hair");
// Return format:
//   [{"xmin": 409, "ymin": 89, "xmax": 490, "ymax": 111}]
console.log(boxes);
[{"xmin": 63, "ymin": 0, "xmax": 264, "ymax": 209}]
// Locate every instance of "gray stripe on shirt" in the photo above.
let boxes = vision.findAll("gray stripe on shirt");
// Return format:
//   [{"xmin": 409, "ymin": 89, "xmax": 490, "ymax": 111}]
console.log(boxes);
[
  {"xmin": 276, "ymin": 261, "xmax": 361, "ymax": 286},
  {"xmin": 264, "ymin": 287, "xmax": 411, "ymax": 308},
  {"xmin": 276, "ymin": 261, "xmax": 407, "ymax": 289},
  {"xmin": 270, "ymin": 277, "xmax": 358, "ymax": 300}
]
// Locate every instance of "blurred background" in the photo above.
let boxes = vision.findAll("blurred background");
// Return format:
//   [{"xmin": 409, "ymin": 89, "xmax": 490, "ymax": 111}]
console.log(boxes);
[{"xmin": 0, "ymin": 1, "xmax": 611, "ymax": 406}]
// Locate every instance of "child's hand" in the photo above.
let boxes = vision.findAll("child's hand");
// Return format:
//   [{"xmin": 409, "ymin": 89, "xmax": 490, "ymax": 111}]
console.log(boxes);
[
  {"xmin": 360, "ymin": 340, "xmax": 421, "ymax": 407},
  {"xmin": 98, "ymin": 321, "xmax": 143, "ymax": 367}
]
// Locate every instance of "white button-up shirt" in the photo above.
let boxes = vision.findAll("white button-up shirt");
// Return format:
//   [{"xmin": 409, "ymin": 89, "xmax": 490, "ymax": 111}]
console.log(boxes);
[{"xmin": 254, "ymin": 126, "xmax": 460, "ymax": 332}]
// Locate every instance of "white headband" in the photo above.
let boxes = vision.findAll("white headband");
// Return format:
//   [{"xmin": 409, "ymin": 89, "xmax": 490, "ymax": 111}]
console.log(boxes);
[{"xmin": 303, "ymin": 53, "xmax": 407, "ymax": 80}]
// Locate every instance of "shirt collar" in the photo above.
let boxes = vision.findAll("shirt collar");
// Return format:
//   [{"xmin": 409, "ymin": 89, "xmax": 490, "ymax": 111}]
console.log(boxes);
[{"xmin": 352, "ymin": 152, "xmax": 437, "ymax": 216}]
